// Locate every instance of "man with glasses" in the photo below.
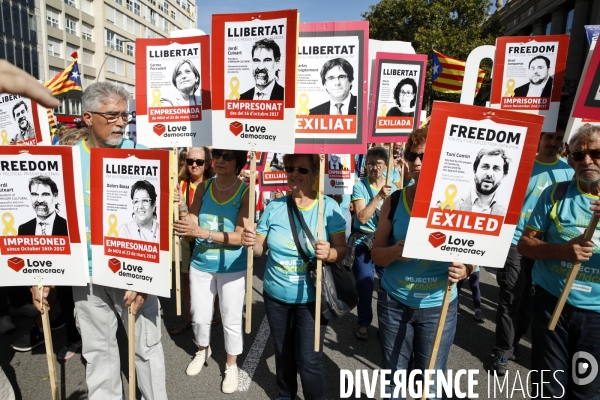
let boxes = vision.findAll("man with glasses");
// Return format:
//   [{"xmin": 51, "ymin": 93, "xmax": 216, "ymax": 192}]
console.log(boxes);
[
  {"xmin": 240, "ymin": 38, "xmax": 284, "ymax": 101},
  {"xmin": 492, "ymin": 124, "xmax": 573, "ymax": 376},
  {"xmin": 18, "ymin": 175, "xmax": 68, "ymax": 236},
  {"xmin": 309, "ymin": 58, "xmax": 357, "ymax": 115},
  {"xmin": 518, "ymin": 124, "xmax": 600, "ymax": 398},
  {"xmin": 68, "ymin": 82, "xmax": 167, "ymax": 399}
]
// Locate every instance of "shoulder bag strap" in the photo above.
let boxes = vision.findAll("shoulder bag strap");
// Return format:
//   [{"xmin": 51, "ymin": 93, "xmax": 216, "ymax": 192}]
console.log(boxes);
[
  {"xmin": 289, "ymin": 197, "xmax": 318, "ymax": 250},
  {"xmin": 185, "ymin": 178, "xmax": 191, "ymax": 208},
  {"xmin": 286, "ymin": 196, "xmax": 312, "ymax": 265}
]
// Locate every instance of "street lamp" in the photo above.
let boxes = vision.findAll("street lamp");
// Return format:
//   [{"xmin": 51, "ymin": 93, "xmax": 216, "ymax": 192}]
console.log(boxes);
[{"xmin": 97, "ymin": 39, "xmax": 134, "ymax": 82}]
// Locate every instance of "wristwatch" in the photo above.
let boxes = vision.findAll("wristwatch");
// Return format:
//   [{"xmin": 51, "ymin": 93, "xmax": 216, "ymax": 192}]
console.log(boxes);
[{"xmin": 207, "ymin": 230, "xmax": 214, "ymax": 243}]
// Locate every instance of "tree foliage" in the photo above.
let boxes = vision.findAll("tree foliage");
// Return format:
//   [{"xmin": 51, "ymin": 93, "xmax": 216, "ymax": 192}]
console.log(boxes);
[{"xmin": 362, "ymin": 0, "xmax": 503, "ymax": 108}]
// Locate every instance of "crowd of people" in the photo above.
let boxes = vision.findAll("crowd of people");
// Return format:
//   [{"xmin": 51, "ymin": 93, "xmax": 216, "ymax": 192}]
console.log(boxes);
[{"xmin": 1, "ymin": 60, "xmax": 600, "ymax": 400}]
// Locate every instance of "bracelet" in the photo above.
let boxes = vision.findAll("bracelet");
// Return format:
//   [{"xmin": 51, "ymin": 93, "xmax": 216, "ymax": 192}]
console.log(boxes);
[{"xmin": 179, "ymin": 211, "xmax": 189, "ymax": 217}]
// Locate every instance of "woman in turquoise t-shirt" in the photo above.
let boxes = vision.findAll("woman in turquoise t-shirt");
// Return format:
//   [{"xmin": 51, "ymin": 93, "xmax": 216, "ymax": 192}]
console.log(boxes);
[
  {"xmin": 173, "ymin": 148, "xmax": 249, "ymax": 394},
  {"xmin": 371, "ymin": 128, "xmax": 472, "ymax": 399},
  {"xmin": 241, "ymin": 154, "xmax": 347, "ymax": 400}
]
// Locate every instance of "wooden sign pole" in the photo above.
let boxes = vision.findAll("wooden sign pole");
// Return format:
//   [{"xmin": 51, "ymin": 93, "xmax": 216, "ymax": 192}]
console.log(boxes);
[
  {"xmin": 128, "ymin": 303, "xmax": 136, "ymax": 400},
  {"xmin": 172, "ymin": 147, "xmax": 181, "ymax": 316},
  {"xmin": 314, "ymin": 154, "xmax": 325, "ymax": 352},
  {"xmin": 549, "ymin": 214, "xmax": 600, "ymax": 330},
  {"xmin": 245, "ymin": 151, "xmax": 256, "ymax": 334},
  {"xmin": 421, "ymin": 278, "xmax": 454, "ymax": 400},
  {"xmin": 39, "ymin": 284, "xmax": 58, "ymax": 400},
  {"xmin": 399, "ymin": 143, "xmax": 405, "ymax": 190},
  {"xmin": 386, "ymin": 143, "xmax": 394, "ymax": 186}
]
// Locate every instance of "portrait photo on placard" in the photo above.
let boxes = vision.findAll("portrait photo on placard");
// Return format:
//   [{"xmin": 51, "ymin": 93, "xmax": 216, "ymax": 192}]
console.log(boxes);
[{"xmin": 0, "ymin": 95, "xmax": 39, "ymax": 145}]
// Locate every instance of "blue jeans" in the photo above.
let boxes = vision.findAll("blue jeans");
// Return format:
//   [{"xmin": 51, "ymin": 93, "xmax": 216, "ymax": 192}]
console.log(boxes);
[
  {"xmin": 531, "ymin": 285, "xmax": 600, "ymax": 399},
  {"xmin": 377, "ymin": 289, "xmax": 458, "ymax": 400},
  {"xmin": 263, "ymin": 292, "xmax": 328, "ymax": 400},
  {"xmin": 353, "ymin": 244, "xmax": 384, "ymax": 328}
]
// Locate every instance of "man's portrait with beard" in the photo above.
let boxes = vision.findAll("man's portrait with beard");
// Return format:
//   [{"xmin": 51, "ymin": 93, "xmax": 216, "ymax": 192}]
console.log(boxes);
[
  {"xmin": 240, "ymin": 38, "xmax": 284, "ymax": 101},
  {"xmin": 18, "ymin": 175, "xmax": 69, "ymax": 236},
  {"xmin": 453, "ymin": 148, "xmax": 511, "ymax": 215},
  {"xmin": 11, "ymin": 100, "xmax": 35, "ymax": 143},
  {"xmin": 513, "ymin": 55, "xmax": 554, "ymax": 98}
]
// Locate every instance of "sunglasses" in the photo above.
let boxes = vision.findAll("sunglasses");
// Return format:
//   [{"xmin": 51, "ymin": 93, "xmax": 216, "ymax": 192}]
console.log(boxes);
[
  {"xmin": 405, "ymin": 152, "xmax": 424, "ymax": 162},
  {"xmin": 284, "ymin": 166, "xmax": 311, "ymax": 175},
  {"xmin": 185, "ymin": 158, "xmax": 205, "ymax": 166},
  {"xmin": 570, "ymin": 149, "xmax": 600, "ymax": 162},
  {"xmin": 212, "ymin": 153, "xmax": 235, "ymax": 162}
]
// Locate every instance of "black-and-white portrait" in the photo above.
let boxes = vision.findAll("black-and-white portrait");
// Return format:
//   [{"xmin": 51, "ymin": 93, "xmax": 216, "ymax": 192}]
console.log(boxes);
[
  {"xmin": 18, "ymin": 175, "xmax": 68, "ymax": 236},
  {"xmin": 240, "ymin": 39, "xmax": 284, "ymax": 101},
  {"xmin": 160, "ymin": 59, "xmax": 202, "ymax": 107},
  {"xmin": 309, "ymin": 58, "xmax": 357, "ymax": 115},
  {"xmin": 118, "ymin": 180, "xmax": 160, "ymax": 242}
]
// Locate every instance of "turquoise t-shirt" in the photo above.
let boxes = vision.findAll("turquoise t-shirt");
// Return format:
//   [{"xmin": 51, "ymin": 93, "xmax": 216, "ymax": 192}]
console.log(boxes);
[
  {"xmin": 527, "ymin": 180, "xmax": 600, "ymax": 312},
  {"xmin": 191, "ymin": 177, "xmax": 248, "ymax": 274},
  {"xmin": 257, "ymin": 195, "xmax": 346, "ymax": 304},
  {"xmin": 382, "ymin": 167, "xmax": 401, "ymax": 183},
  {"xmin": 351, "ymin": 177, "xmax": 398, "ymax": 238},
  {"xmin": 512, "ymin": 158, "xmax": 573, "ymax": 244},
  {"xmin": 76, "ymin": 138, "xmax": 142, "ymax": 275},
  {"xmin": 381, "ymin": 190, "xmax": 458, "ymax": 308}
]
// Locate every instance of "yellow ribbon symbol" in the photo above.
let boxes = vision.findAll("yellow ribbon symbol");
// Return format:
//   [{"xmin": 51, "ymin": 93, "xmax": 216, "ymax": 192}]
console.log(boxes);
[
  {"xmin": 503, "ymin": 79, "xmax": 516, "ymax": 97},
  {"xmin": 151, "ymin": 89, "xmax": 162, "ymax": 107},
  {"xmin": 297, "ymin": 93, "xmax": 310, "ymax": 116},
  {"xmin": 107, "ymin": 214, "xmax": 119, "ymax": 238},
  {"xmin": 1, "ymin": 130, "xmax": 9, "ymax": 145},
  {"xmin": 229, "ymin": 77, "xmax": 240, "ymax": 100},
  {"xmin": 2, "ymin": 213, "xmax": 16, "ymax": 236},
  {"xmin": 379, "ymin": 104, "xmax": 387, "ymax": 117},
  {"xmin": 440, "ymin": 184, "xmax": 458, "ymax": 211}
]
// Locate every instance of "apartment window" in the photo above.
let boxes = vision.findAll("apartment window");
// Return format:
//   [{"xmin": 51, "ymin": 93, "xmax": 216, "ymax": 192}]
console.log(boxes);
[
  {"xmin": 56, "ymin": 97, "xmax": 66, "ymax": 114},
  {"xmin": 158, "ymin": 1, "xmax": 163, "ymax": 11},
  {"xmin": 150, "ymin": 9, "xmax": 156, "ymax": 25},
  {"xmin": 106, "ymin": 5, "xmax": 116, "ymax": 24},
  {"xmin": 113, "ymin": 0, "xmax": 122, "ymax": 6},
  {"xmin": 82, "ymin": 23, "xmax": 93, "ymax": 41},
  {"xmin": 148, "ymin": 0, "xmax": 155, "ymax": 5},
  {"xmin": 126, "ymin": 0, "xmax": 140, "ymax": 16},
  {"xmin": 105, "ymin": 29, "xmax": 125, "ymax": 52},
  {"xmin": 82, "ymin": 49, "xmax": 94, "ymax": 66},
  {"xmin": 82, "ymin": 0, "xmax": 93, "ymax": 15},
  {"xmin": 107, "ymin": 55, "xmax": 125, "ymax": 75},
  {"xmin": 126, "ymin": 43, "xmax": 134, "ymax": 56},
  {"xmin": 175, "ymin": 0, "xmax": 180, "ymax": 6},
  {"xmin": 46, "ymin": 6, "xmax": 60, "ymax": 28},
  {"xmin": 83, "ymin": 74, "xmax": 95, "ymax": 87},
  {"xmin": 65, "ymin": 16, "xmax": 78, "ymax": 35},
  {"xmin": 67, "ymin": 43, "xmax": 79, "ymax": 57},
  {"xmin": 64, "ymin": 0, "xmax": 77, "ymax": 7},
  {"xmin": 48, "ymin": 38, "xmax": 62, "ymax": 57},
  {"xmin": 127, "ymin": 62, "xmax": 134, "ymax": 78},
  {"xmin": 170, "ymin": 9, "xmax": 175, "ymax": 19},
  {"xmin": 162, "ymin": 18, "xmax": 168, "ymax": 32},
  {"xmin": 69, "ymin": 99, "xmax": 82, "ymax": 115}
]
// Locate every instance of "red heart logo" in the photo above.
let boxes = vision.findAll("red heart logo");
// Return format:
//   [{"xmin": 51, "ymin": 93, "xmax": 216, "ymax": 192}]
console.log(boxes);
[
  {"xmin": 108, "ymin": 258, "xmax": 121, "ymax": 273},
  {"xmin": 7, "ymin": 257, "xmax": 24, "ymax": 272}
]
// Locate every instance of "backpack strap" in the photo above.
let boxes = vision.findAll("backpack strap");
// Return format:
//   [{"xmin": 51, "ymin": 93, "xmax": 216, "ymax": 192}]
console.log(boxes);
[
  {"xmin": 549, "ymin": 181, "xmax": 570, "ymax": 232},
  {"xmin": 387, "ymin": 190, "xmax": 402, "ymax": 221}
]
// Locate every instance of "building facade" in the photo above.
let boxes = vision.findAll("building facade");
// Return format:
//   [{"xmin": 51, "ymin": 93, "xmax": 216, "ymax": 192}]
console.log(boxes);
[
  {"xmin": 497, "ymin": 0, "xmax": 600, "ymax": 122},
  {"xmin": 1, "ymin": 0, "xmax": 197, "ymax": 119}
]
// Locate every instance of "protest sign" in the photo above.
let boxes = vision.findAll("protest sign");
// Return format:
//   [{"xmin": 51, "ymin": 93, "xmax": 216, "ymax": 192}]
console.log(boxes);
[
  {"xmin": 585, "ymin": 25, "xmax": 600, "ymax": 46},
  {"xmin": 490, "ymin": 35, "xmax": 570, "ymax": 132},
  {"xmin": 402, "ymin": 102, "xmax": 544, "ymax": 268},
  {"xmin": 90, "ymin": 148, "xmax": 172, "ymax": 297},
  {"xmin": 572, "ymin": 42, "xmax": 600, "ymax": 120},
  {"xmin": 294, "ymin": 21, "xmax": 369, "ymax": 154},
  {"xmin": 259, "ymin": 152, "xmax": 290, "ymax": 192},
  {"xmin": 0, "ymin": 146, "xmax": 88, "ymax": 286},
  {"xmin": 135, "ymin": 36, "xmax": 211, "ymax": 148},
  {"xmin": 211, "ymin": 10, "xmax": 298, "ymax": 153},
  {"xmin": 244, "ymin": 151, "xmax": 267, "ymax": 172},
  {"xmin": 324, "ymin": 154, "xmax": 354, "ymax": 195},
  {"xmin": 369, "ymin": 53, "xmax": 427, "ymax": 142},
  {"xmin": 0, "ymin": 94, "xmax": 49, "ymax": 145}
]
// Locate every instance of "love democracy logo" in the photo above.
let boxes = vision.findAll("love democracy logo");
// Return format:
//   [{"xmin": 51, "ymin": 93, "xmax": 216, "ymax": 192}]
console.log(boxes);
[
  {"xmin": 229, "ymin": 121, "xmax": 277, "ymax": 141},
  {"xmin": 152, "ymin": 123, "xmax": 197, "ymax": 138},
  {"xmin": 428, "ymin": 232, "xmax": 486, "ymax": 256},
  {"xmin": 108, "ymin": 257, "xmax": 154, "ymax": 282},
  {"xmin": 7, "ymin": 257, "xmax": 65, "ymax": 274}
]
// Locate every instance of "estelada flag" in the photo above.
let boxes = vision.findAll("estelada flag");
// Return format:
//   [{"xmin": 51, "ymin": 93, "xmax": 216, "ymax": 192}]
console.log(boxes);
[
  {"xmin": 44, "ymin": 52, "xmax": 83, "ymax": 95},
  {"xmin": 431, "ymin": 50, "xmax": 485, "ymax": 96}
]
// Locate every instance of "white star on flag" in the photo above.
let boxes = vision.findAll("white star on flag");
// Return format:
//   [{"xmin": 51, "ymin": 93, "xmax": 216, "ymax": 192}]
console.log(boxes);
[
  {"xmin": 70, "ymin": 71, "xmax": 80, "ymax": 79},
  {"xmin": 432, "ymin": 64, "xmax": 440, "ymax": 75}
]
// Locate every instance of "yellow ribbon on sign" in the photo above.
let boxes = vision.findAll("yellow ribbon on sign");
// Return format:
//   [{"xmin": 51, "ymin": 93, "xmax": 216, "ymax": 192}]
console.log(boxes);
[
  {"xmin": 229, "ymin": 77, "xmax": 240, "ymax": 100},
  {"xmin": 107, "ymin": 214, "xmax": 119, "ymax": 238},
  {"xmin": 1, "ymin": 130, "xmax": 9, "ymax": 145},
  {"xmin": 2, "ymin": 212, "xmax": 17, "ymax": 236},
  {"xmin": 440, "ymin": 184, "xmax": 458, "ymax": 211},
  {"xmin": 297, "ymin": 93, "xmax": 310, "ymax": 116},
  {"xmin": 151, "ymin": 89, "xmax": 162, "ymax": 107},
  {"xmin": 504, "ymin": 79, "xmax": 516, "ymax": 97},
  {"xmin": 379, "ymin": 104, "xmax": 387, "ymax": 117}
]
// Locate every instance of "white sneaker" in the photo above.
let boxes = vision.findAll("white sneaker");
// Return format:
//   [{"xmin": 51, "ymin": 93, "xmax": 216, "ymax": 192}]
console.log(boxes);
[
  {"xmin": 186, "ymin": 346, "xmax": 211, "ymax": 376},
  {"xmin": 222, "ymin": 363, "xmax": 239, "ymax": 394}
]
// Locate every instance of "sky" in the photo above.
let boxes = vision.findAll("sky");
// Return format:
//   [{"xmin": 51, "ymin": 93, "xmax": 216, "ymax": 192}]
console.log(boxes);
[{"xmin": 194, "ymin": 0, "xmax": 380, "ymax": 34}]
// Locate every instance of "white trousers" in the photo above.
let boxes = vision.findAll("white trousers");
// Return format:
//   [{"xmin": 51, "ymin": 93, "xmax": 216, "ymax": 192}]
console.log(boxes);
[
  {"xmin": 73, "ymin": 284, "xmax": 167, "ymax": 400},
  {"xmin": 189, "ymin": 268, "xmax": 246, "ymax": 355}
]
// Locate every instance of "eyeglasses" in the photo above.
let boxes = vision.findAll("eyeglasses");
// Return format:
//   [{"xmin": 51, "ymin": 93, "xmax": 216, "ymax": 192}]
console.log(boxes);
[
  {"xmin": 89, "ymin": 111, "xmax": 130, "ymax": 123},
  {"xmin": 366, "ymin": 162, "xmax": 386, "ymax": 168},
  {"xmin": 570, "ymin": 149, "xmax": 600, "ymax": 162},
  {"xmin": 325, "ymin": 74, "xmax": 348, "ymax": 82},
  {"xmin": 405, "ymin": 152, "xmax": 424, "ymax": 162},
  {"xmin": 399, "ymin": 91, "xmax": 414, "ymax": 96},
  {"xmin": 212, "ymin": 152, "xmax": 235, "ymax": 162},
  {"xmin": 284, "ymin": 166, "xmax": 311, "ymax": 175},
  {"xmin": 185, "ymin": 158, "xmax": 206, "ymax": 167},
  {"xmin": 133, "ymin": 198, "xmax": 152, "ymax": 207}
]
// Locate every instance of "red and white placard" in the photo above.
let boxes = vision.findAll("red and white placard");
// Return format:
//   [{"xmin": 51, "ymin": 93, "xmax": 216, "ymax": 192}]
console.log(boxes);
[{"xmin": 0, "ymin": 94, "xmax": 50, "ymax": 146}]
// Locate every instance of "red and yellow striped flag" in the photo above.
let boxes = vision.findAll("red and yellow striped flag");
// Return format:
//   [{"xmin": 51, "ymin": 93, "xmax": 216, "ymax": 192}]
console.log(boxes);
[
  {"xmin": 431, "ymin": 50, "xmax": 485, "ymax": 96},
  {"xmin": 43, "ymin": 52, "xmax": 83, "ymax": 95}
]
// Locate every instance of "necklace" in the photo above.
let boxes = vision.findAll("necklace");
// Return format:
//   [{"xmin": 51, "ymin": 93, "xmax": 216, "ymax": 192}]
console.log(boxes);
[{"xmin": 214, "ymin": 177, "xmax": 239, "ymax": 191}]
